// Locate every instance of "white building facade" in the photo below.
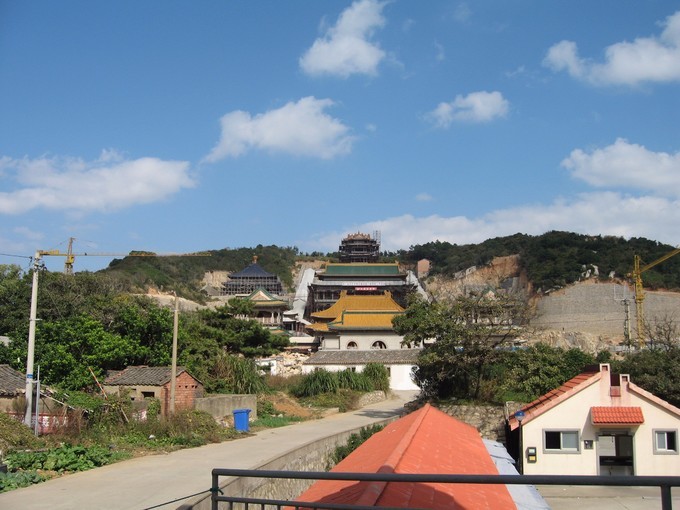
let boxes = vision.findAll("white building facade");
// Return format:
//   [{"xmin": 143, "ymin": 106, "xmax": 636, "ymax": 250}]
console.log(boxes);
[{"xmin": 509, "ymin": 363, "xmax": 680, "ymax": 476}]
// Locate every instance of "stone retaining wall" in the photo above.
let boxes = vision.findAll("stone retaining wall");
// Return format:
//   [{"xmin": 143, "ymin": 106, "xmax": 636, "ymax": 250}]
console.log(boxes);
[
  {"xmin": 194, "ymin": 394, "xmax": 258, "ymax": 424},
  {"xmin": 437, "ymin": 404, "xmax": 507, "ymax": 443}
]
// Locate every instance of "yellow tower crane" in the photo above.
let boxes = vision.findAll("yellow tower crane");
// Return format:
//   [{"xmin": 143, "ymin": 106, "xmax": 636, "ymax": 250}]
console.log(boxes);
[{"xmin": 629, "ymin": 248, "xmax": 680, "ymax": 347}]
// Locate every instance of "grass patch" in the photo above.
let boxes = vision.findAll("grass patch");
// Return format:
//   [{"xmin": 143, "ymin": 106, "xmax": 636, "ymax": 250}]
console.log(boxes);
[
  {"xmin": 300, "ymin": 389, "xmax": 361, "ymax": 412},
  {"xmin": 251, "ymin": 415, "xmax": 304, "ymax": 428}
]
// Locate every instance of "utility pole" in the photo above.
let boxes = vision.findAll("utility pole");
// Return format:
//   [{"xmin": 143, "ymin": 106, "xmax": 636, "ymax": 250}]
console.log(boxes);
[
  {"xmin": 24, "ymin": 251, "xmax": 42, "ymax": 427},
  {"xmin": 169, "ymin": 293, "xmax": 179, "ymax": 415}
]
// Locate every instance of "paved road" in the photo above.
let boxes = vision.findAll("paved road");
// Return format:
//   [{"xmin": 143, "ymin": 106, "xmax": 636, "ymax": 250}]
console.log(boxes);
[
  {"xmin": 0, "ymin": 392, "xmax": 416, "ymax": 510},
  {"xmin": 1, "ymin": 391, "xmax": 677, "ymax": 510},
  {"xmin": 538, "ymin": 485, "xmax": 680, "ymax": 510}
]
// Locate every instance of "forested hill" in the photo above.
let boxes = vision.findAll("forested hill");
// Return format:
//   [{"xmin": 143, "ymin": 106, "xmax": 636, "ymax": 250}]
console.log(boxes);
[
  {"xmin": 401, "ymin": 231, "xmax": 680, "ymax": 292},
  {"xmin": 98, "ymin": 232, "xmax": 680, "ymax": 300},
  {"xmin": 102, "ymin": 245, "xmax": 298, "ymax": 302}
]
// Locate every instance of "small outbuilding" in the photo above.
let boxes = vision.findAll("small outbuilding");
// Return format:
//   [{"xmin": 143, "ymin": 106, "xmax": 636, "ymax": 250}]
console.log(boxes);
[
  {"xmin": 103, "ymin": 366, "xmax": 204, "ymax": 416},
  {"xmin": 0, "ymin": 364, "xmax": 25, "ymax": 413},
  {"xmin": 508, "ymin": 363, "xmax": 680, "ymax": 476}
]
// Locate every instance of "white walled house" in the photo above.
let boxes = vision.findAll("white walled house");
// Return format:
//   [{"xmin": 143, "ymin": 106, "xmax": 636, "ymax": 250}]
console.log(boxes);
[
  {"xmin": 301, "ymin": 350, "xmax": 420, "ymax": 391},
  {"xmin": 508, "ymin": 363, "xmax": 680, "ymax": 476}
]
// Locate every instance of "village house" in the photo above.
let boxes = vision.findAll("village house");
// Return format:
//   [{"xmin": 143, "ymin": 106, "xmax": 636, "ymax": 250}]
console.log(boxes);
[
  {"xmin": 0, "ymin": 364, "xmax": 24, "ymax": 413},
  {"xmin": 508, "ymin": 363, "xmax": 680, "ymax": 476},
  {"xmin": 103, "ymin": 366, "xmax": 204, "ymax": 416}
]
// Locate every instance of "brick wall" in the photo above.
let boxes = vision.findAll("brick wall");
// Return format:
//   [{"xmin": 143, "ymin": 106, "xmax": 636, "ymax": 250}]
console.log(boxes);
[{"xmin": 162, "ymin": 372, "xmax": 204, "ymax": 415}]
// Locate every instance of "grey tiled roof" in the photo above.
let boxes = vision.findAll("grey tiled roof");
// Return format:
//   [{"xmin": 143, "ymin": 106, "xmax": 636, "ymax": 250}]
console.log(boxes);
[
  {"xmin": 0, "ymin": 364, "xmax": 25, "ymax": 396},
  {"xmin": 104, "ymin": 366, "xmax": 192, "ymax": 386},
  {"xmin": 230, "ymin": 262, "xmax": 276, "ymax": 279},
  {"xmin": 303, "ymin": 349, "xmax": 421, "ymax": 366}
]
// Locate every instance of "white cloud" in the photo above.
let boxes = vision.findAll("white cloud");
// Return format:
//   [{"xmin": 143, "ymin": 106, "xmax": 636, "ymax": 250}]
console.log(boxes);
[
  {"xmin": 0, "ymin": 150, "xmax": 193, "ymax": 215},
  {"xmin": 204, "ymin": 97, "xmax": 354, "ymax": 162},
  {"xmin": 313, "ymin": 192, "xmax": 679, "ymax": 252},
  {"xmin": 544, "ymin": 11, "xmax": 680, "ymax": 86},
  {"xmin": 311, "ymin": 139, "xmax": 680, "ymax": 252},
  {"xmin": 434, "ymin": 42, "xmax": 446, "ymax": 62},
  {"xmin": 453, "ymin": 3, "xmax": 472, "ymax": 23},
  {"xmin": 427, "ymin": 91, "xmax": 509, "ymax": 128},
  {"xmin": 415, "ymin": 192, "xmax": 433, "ymax": 202},
  {"xmin": 562, "ymin": 138, "xmax": 680, "ymax": 197},
  {"xmin": 300, "ymin": 0, "xmax": 387, "ymax": 78}
]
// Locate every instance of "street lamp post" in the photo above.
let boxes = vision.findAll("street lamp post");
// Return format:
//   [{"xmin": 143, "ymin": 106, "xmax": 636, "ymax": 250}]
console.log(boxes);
[{"xmin": 516, "ymin": 410, "xmax": 525, "ymax": 475}]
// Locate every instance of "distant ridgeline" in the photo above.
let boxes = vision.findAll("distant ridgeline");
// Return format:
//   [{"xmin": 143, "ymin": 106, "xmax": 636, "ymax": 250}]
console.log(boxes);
[
  {"xmin": 401, "ymin": 231, "xmax": 680, "ymax": 293},
  {"xmin": 100, "ymin": 233, "xmax": 680, "ymax": 300},
  {"xmin": 103, "ymin": 245, "xmax": 298, "ymax": 301}
]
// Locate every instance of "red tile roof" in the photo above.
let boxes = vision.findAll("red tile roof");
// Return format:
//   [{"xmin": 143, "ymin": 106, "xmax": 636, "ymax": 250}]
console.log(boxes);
[
  {"xmin": 295, "ymin": 404, "xmax": 517, "ymax": 509},
  {"xmin": 591, "ymin": 406, "xmax": 644, "ymax": 424},
  {"xmin": 509, "ymin": 369, "xmax": 601, "ymax": 430}
]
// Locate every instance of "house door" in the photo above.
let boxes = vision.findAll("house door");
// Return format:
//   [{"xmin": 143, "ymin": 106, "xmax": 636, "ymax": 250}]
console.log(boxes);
[{"xmin": 597, "ymin": 432, "xmax": 634, "ymax": 475}]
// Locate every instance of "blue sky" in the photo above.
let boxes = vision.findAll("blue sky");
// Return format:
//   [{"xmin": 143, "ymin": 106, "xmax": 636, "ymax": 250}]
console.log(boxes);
[{"xmin": 1, "ymin": 1, "xmax": 680, "ymax": 272}]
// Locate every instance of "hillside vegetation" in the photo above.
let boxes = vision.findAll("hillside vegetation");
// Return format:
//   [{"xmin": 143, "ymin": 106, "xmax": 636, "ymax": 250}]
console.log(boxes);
[
  {"xmin": 401, "ymin": 231, "xmax": 680, "ymax": 292},
  {"xmin": 103, "ymin": 245, "xmax": 298, "ymax": 302},
  {"xmin": 98, "ymin": 233, "xmax": 680, "ymax": 300}
]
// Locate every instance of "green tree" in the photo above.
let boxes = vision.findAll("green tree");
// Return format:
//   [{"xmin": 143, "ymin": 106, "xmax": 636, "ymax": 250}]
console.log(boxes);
[
  {"xmin": 393, "ymin": 293, "xmax": 531, "ymax": 400},
  {"xmin": 615, "ymin": 347, "xmax": 680, "ymax": 407},
  {"xmin": 502, "ymin": 344, "xmax": 596, "ymax": 401}
]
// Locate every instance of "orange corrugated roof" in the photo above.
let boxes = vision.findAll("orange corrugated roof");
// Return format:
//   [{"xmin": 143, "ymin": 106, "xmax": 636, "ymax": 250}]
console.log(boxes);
[
  {"xmin": 509, "ymin": 369, "xmax": 601, "ymax": 430},
  {"xmin": 295, "ymin": 404, "xmax": 516, "ymax": 510},
  {"xmin": 311, "ymin": 291, "xmax": 404, "ymax": 320},
  {"xmin": 591, "ymin": 406, "xmax": 644, "ymax": 424}
]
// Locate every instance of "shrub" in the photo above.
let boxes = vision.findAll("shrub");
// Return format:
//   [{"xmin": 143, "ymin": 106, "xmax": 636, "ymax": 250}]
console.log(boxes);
[
  {"xmin": 265, "ymin": 374, "xmax": 302, "ymax": 393},
  {"xmin": 336, "ymin": 369, "xmax": 372, "ymax": 392},
  {"xmin": 292, "ymin": 370, "xmax": 339, "ymax": 397},
  {"xmin": 213, "ymin": 354, "xmax": 269, "ymax": 394},
  {"xmin": 362, "ymin": 363, "xmax": 390, "ymax": 393},
  {"xmin": 328, "ymin": 424, "xmax": 384, "ymax": 466}
]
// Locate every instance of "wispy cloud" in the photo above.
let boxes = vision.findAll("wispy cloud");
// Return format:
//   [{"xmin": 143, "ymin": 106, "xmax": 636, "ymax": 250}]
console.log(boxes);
[
  {"xmin": 311, "ymin": 139, "xmax": 680, "ymax": 251},
  {"xmin": 427, "ymin": 91, "xmax": 509, "ymax": 128},
  {"xmin": 204, "ymin": 97, "xmax": 355, "ymax": 162},
  {"xmin": 415, "ymin": 192, "xmax": 433, "ymax": 202},
  {"xmin": 453, "ymin": 3, "xmax": 472, "ymax": 23},
  {"xmin": 544, "ymin": 10, "xmax": 680, "ymax": 86},
  {"xmin": 0, "ymin": 150, "xmax": 193, "ymax": 215},
  {"xmin": 300, "ymin": 0, "xmax": 387, "ymax": 78}
]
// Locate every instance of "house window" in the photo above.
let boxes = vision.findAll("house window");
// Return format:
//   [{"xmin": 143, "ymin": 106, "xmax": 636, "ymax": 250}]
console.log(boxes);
[
  {"xmin": 347, "ymin": 341, "xmax": 358, "ymax": 349},
  {"xmin": 371, "ymin": 341, "xmax": 387, "ymax": 349},
  {"xmin": 654, "ymin": 430, "xmax": 678, "ymax": 454},
  {"xmin": 544, "ymin": 430, "xmax": 580, "ymax": 453},
  {"xmin": 142, "ymin": 391, "xmax": 156, "ymax": 399}
]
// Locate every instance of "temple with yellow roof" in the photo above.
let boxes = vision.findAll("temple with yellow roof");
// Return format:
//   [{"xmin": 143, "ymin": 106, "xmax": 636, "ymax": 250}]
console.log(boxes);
[{"xmin": 302, "ymin": 290, "xmax": 421, "ymax": 390}]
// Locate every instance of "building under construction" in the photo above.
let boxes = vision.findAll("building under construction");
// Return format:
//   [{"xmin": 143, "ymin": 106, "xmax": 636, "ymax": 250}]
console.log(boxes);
[
  {"xmin": 221, "ymin": 256, "xmax": 284, "ymax": 296},
  {"xmin": 338, "ymin": 232, "xmax": 380, "ymax": 263}
]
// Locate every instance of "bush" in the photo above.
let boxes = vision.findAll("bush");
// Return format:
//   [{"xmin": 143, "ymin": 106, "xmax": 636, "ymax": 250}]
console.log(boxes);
[
  {"xmin": 292, "ymin": 370, "xmax": 339, "ymax": 397},
  {"xmin": 362, "ymin": 363, "xmax": 390, "ymax": 393},
  {"xmin": 0, "ymin": 470, "xmax": 46, "ymax": 493},
  {"xmin": 328, "ymin": 424, "xmax": 384, "ymax": 466},
  {"xmin": 336, "ymin": 369, "xmax": 372, "ymax": 392},
  {"xmin": 265, "ymin": 374, "xmax": 302, "ymax": 393},
  {"xmin": 212, "ymin": 354, "xmax": 269, "ymax": 394},
  {"xmin": 5, "ymin": 444, "xmax": 126, "ymax": 473}
]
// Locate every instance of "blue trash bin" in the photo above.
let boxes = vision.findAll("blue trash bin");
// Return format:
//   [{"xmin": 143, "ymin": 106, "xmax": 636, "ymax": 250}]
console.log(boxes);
[{"xmin": 233, "ymin": 408, "xmax": 251, "ymax": 432}]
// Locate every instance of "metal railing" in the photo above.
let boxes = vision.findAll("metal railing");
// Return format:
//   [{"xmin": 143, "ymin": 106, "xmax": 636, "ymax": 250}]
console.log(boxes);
[{"xmin": 211, "ymin": 468, "xmax": 680, "ymax": 510}]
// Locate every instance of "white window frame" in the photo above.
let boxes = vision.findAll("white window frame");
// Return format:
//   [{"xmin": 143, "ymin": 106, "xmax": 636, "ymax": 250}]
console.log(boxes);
[
  {"xmin": 543, "ymin": 429, "xmax": 581, "ymax": 454},
  {"xmin": 653, "ymin": 429, "xmax": 678, "ymax": 455}
]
